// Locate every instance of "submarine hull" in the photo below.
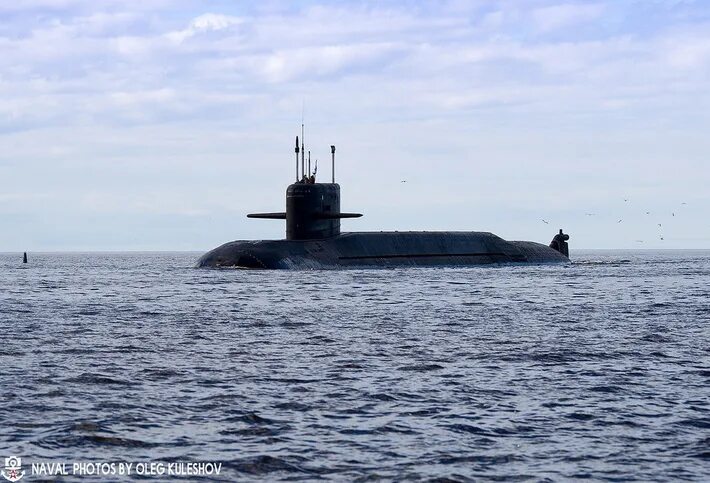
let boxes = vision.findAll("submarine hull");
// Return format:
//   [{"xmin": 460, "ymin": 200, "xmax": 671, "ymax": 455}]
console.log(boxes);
[{"xmin": 197, "ymin": 231, "xmax": 569, "ymax": 269}]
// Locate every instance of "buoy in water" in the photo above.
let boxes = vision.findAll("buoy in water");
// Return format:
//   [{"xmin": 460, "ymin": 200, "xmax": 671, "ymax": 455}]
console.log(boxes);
[{"xmin": 23, "ymin": 252, "xmax": 28, "ymax": 263}]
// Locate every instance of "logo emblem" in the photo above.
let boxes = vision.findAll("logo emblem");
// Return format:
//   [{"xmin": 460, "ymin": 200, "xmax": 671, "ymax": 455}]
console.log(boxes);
[{"xmin": 1, "ymin": 457, "xmax": 24, "ymax": 482}]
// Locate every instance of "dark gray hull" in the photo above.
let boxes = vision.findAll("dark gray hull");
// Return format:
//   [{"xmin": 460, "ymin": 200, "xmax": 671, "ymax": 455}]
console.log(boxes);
[{"xmin": 197, "ymin": 231, "xmax": 569, "ymax": 269}]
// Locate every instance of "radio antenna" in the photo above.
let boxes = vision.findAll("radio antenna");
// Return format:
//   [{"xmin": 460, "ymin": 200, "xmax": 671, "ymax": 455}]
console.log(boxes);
[
  {"xmin": 301, "ymin": 123, "xmax": 305, "ymax": 180},
  {"xmin": 295, "ymin": 136, "xmax": 300, "ymax": 181},
  {"xmin": 300, "ymin": 101, "xmax": 305, "ymax": 180},
  {"xmin": 331, "ymin": 145, "xmax": 336, "ymax": 183}
]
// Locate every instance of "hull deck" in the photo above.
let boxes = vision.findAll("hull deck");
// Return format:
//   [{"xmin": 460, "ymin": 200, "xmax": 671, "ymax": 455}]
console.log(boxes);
[{"xmin": 197, "ymin": 231, "xmax": 569, "ymax": 269}]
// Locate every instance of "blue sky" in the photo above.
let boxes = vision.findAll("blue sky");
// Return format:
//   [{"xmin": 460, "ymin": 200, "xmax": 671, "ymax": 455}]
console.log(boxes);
[{"xmin": 1, "ymin": 0, "xmax": 709, "ymax": 250}]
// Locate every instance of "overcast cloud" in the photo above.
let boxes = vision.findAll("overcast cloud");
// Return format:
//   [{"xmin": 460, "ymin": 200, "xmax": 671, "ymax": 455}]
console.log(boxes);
[{"xmin": 1, "ymin": 0, "xmax": 709, "ymax": 250}]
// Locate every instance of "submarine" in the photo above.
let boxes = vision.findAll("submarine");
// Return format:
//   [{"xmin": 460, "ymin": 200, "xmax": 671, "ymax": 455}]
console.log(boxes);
[{"xmin": 198, "ymin": 135, "xmax": 570, "ymax": 269}]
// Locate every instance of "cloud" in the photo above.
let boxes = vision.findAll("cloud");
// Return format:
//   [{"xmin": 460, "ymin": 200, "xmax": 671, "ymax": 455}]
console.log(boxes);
[
  {"xmin": 662, "ymin": 30, "xmax": 710, "ymax": 69},
  {"xmin": 166, "ymin": 13, "xmax": 243, "ymax": 43},
  {"xmin": 0, "ymin": 0, "xmax": 709, "ymax": 249},
  {"xmin": 2, "ymin": 2, "xmax": 708, "ymax": 129},
  {"xmin": 531, "ymin": 3, "xmax": 605, "ymax": 32},
  {"xmin": 257, "ymin": 42, "xmax": 406, "ymax": 83}
]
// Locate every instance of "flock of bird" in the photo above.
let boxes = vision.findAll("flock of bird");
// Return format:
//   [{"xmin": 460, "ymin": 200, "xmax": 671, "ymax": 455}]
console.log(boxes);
[
  {"xmin": 541, "ymin": 199, "xmax": 689, "ymax": 243},
  {"xmin": 397, "ymin": 182, "xmax": 687, "ymax": 244}
]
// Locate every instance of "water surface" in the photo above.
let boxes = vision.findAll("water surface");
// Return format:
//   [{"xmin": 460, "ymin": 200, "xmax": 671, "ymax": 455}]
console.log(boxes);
[{"xmin": 1, "ymin": 250, "xmax": 708, "ymax": 481}]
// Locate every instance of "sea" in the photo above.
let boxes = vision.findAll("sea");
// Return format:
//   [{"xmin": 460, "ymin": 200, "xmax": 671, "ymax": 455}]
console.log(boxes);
[{"xmin": 0, "ymin": 250, "xmax": 708, "ymax": 482}]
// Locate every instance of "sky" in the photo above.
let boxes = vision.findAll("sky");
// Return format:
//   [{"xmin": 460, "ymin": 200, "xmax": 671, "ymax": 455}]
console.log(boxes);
[{"xmin": 1, "ymin": 0, "xmax": 709, "ymax": 251}]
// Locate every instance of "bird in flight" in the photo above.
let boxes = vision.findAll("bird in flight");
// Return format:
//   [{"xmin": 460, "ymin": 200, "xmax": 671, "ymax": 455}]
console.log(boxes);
[
  {"xmin": 681, "ymin": 202, "xmax": 687, "ymax": 205},
  {"xmin": 672, "ymin": 212, "xmax": 675, "ymax": 217},
  {"xmin": 624, "ymin": 198, "xmax": 629, "ymax": 202},
  {"xmin": 645, "ymin": 211, "xmax": 651, "ymax": 215},
  {"xmin": 617, "ymin": 219, "xmax": 623, "ymax": 223},
  {"xmin": 585, "ymin": 213, "xmax": 596, "ymax": 216},
  {"xmin": 400, "ymin": 180, "xmax": 407, "ymax": 183},
  {"xmin": 542, "ymin": 219, "xmax": 549, "ymax": 224},
  {"xmin": 660, "ymin": 236, "xmax": 664, "ymax": 241},
  {"xmin": 658, "ymin": 223, "xmax": 662, "ymax": 228}
]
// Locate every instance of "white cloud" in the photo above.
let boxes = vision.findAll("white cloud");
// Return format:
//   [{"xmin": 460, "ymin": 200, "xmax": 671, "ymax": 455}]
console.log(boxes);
[
  {"xmin": 257, "ymin": 42, "xmax": 405, "ymax": 83},
  {"xmin": 109, "ymin": 88, "xmax": 176, "ymax": 106},
  {"xmin": 531, "ymin": 3, "xmax": 605, "ymax": 32},
  {"xmin": 166, "ymin": 13, "xmax": 243, "ymax": 43},
  {"xmin": 662, "ymin": 32, "xmax": 710, "ymax": 69}
]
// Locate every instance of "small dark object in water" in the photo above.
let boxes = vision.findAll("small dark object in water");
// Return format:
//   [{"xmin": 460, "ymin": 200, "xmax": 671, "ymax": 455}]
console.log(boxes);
[{"xmin": 23, "ymin": 252, "xmax": 28, "ymax": 264}]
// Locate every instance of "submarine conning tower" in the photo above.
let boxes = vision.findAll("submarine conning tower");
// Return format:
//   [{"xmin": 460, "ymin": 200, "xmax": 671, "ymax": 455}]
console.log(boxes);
[
  {"xmin": 247, "ymin": 135, "xmax": 362, "ymax": 240},
  {"xmin": 286, "ymin": 182, "xmax": 364, "ymax": 240}
]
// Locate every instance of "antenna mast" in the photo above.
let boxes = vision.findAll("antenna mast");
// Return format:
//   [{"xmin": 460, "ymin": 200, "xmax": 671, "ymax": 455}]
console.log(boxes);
[
  {"xmin": 331, "ymin": 145, "xmax": 336, "ymax": 183},
  {"xmin": 295, "ymin": 136, "xmax": 300, "ymax": 181},
  {"xmin": 301, "ymin": 123, "xmax": 306, "ymax": 180}
]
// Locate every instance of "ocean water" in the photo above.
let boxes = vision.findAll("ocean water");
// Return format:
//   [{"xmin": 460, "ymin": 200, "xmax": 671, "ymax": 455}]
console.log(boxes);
[{"xmin": 0, "ymin": 250, "xmax": 708, "ymax": 482}]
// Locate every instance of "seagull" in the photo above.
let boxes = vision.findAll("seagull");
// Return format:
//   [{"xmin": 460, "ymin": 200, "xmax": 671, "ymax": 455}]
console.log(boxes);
[
  {"xmin": 542, "ymin": 219, "xmax": 549, "ymax": 224},
  {"xmin": 672, "ymin": 212, "xmax": 675, "ymax": 217},
  {"xmin": 681, "ymin": 202, "xmax": 687, "ymax": 205},
  {"xmin": 635, "ymin": 240, "xmax": 644, "ymax": 243},
  {"xmin": 617, "ymin": 219, "xmax": 623, "ymax": 223},
  {"xmin": 400, "ymin": 180, "xmax": 407, "ymax": 183},
  {"xmin": 645, "ymin": 211, "xmax": 651, "ymax": 215},
  {"xmin": 585, "ymin": 213, "xmax": 596, "ymax": 216},
  {"xmin": 658, "ymin": 223, "xmax": 662, "ymax": 228},
  {"xmin": 624, "ymin": 198, "xmax": 629, "ymax": 202},
  {"xmin": 660, "ymin": 236, "xmax": 664, "ymax": 241}
]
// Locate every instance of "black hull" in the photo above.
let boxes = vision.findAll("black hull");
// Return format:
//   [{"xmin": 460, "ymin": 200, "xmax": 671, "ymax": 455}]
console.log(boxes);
[{"xmin": 197, "ymin": 231, "xmax": 569, "ymax": 269}]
